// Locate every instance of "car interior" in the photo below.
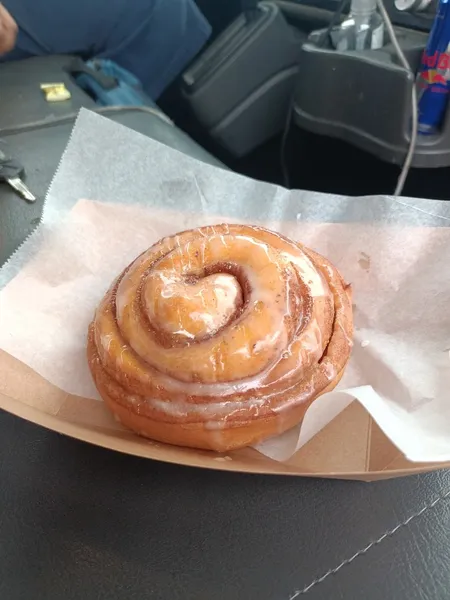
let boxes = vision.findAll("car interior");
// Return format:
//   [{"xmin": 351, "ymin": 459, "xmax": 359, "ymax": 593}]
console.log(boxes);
[
  {"xmin": 159, "ymin": 0, "xmax": 448, "ymax": 200},
  {"xmin": 0, "ymin": 0, "xmax": 447, "ymax": 205},
  {"xmin": 1, "ymin": 3, "xmax": 450, "ymax": 600}
]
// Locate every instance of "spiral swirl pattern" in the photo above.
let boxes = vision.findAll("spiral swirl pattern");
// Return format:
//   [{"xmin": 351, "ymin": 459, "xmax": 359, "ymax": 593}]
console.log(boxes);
[{"xmin": 88, "ymin": 224, "xmax": 353, "ymax": 451}]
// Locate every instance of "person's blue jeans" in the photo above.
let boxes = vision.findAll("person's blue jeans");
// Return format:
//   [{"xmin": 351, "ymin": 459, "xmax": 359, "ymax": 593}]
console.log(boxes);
[{"xmin": 1, "ymin": 0, "xmax": 211, "ymax": 99}]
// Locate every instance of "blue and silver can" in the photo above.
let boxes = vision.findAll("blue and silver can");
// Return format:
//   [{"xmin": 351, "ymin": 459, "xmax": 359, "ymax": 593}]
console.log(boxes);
[{"xmin": 417, "ymin": 0, "xmax": 450, "ymax": 134}]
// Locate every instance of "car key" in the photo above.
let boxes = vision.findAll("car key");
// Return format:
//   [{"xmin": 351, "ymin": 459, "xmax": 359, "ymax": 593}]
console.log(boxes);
[{"xmin": 0, "ymin": 149, "xmax": 36, "ymax": 202}]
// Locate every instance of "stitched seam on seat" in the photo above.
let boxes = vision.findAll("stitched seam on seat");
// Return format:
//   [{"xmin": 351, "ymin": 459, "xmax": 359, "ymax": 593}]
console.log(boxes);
[{"xmin": 288, "ymin": 487, "xmax": 450, "ymax": 598}]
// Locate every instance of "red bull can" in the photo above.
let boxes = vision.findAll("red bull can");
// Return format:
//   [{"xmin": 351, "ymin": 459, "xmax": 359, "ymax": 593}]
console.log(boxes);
[{"xmin": 417, "ymin": 0, "xmax": 450, "ymax": 134}]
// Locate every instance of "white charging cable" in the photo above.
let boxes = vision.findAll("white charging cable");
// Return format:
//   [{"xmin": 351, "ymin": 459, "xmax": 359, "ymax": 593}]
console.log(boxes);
[{"xmin": 376, "ymin": 0, "xmax": 418, "ymax": 196}]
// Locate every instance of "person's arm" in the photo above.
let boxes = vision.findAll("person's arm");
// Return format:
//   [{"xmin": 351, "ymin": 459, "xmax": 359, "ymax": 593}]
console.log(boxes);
[{"xmin": 0, "ymin": 4, "xmax": 17, "ymax": 55}]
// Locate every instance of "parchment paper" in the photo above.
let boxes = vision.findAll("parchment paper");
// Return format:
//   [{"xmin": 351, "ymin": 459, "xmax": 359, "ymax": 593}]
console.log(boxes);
[{"xmin": 1, "ymin": 108, "xmax": 450, "ymax": 463}]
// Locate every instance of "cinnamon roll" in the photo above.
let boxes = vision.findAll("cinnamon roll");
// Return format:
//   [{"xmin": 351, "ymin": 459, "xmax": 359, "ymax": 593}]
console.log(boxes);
[{"xmin": 87, "ymin": 224, "xmax": 353, "ymax": 452}]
